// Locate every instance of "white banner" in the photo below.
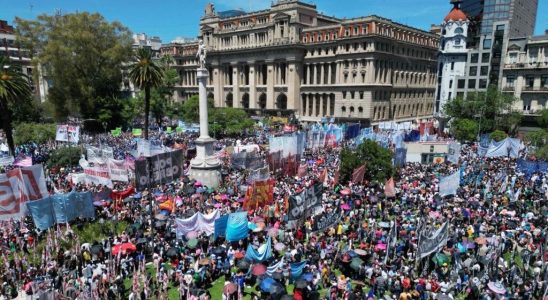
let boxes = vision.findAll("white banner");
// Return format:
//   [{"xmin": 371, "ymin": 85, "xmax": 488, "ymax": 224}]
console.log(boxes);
[
  {"xmin": 439, "ymin": 171, "xmax": 460, "ymax": 196},
  {"xmin": 55, "ymin": 125, "xmax": 80, "ymax": 143},
  {"xmin": 108, "ymin": 159, "xmax": 128, "ymax": 182},
  {"xmin": 83, "ymin": 166, "xmax": 113, "ymax": 188},
  {"xmin": 137, "ymin": 140, "xmax": 151, "ymax": 157},
  {"xmin": 447, "ymin": 142, "xmax": 461, "ymax": 164},
  {"xmin": 0, "ymin": 164, "xmax": 48, "ymax": 220}
]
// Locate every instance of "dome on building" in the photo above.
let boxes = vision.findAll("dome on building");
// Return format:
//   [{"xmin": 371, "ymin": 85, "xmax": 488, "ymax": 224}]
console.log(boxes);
[{"xmin": 444, "ymin": 7, "xmax": 467, "ymax": 22}]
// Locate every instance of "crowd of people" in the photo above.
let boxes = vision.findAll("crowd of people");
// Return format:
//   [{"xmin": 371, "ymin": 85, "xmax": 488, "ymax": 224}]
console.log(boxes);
[{"xmin": 0, "ymin": 126, "xmax": 546, "ymax": 300}]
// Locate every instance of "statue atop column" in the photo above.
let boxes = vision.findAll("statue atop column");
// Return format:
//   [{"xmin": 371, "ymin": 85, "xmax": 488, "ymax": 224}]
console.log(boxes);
[
  {"xmin": 205, "ymin": 3, "xmax": 215, "ymax": 16},
  {"xmin": 196, "ymin": 40, "xmax": 207, "ymax": 69}
]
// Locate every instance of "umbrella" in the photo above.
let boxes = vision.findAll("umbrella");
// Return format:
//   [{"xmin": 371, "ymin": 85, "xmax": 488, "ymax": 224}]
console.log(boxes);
[
  {"xmin": 214, "ymin": 203, "xmax": 222, "ymax": 208},
  {"xmin": 252, "ymin": 264, "xmax": 267, "ymax": 276},
  {"xmin": 432, "ymin": 253, "xmax": 450, "ymax": 266},
  {"xmin": 340, "ymin": 253, "xmax": 351, "ymax": 263},
  {"xmin": 259, "ymin": 277, "xmax": 276, "ymax": 292},
  {"xmin": 350, "ymin": 257, "xmax": 364, "ymax": 270},
  {"xmin": 340, "ymin": 204, "xmax": 351, "ymax": 210},
  {"xmin": 198, "ymin": 258, "xmax": 210, "ymax": 266},
  {"xmin": 274, "ymin": 242, "xmax": 286, "ymax": 252},
  {"xmin": 166, "ymin": 248, "xmax": 178, "ymax": 258},
  {"xmin": 223, "ymin": 283, "xmax": 237, "ymax": 295},
  {"xmin": 234, "ymin": 251, "xmax": 245, "ymax": 259},
  {"xmin": 194, "ymin": 181, "xmax": 202, "ymax": 187},
  {"xmin": 196, "ymin": 187, "xmax": 205, "ymax": 193},
  {"xmin": 186, "ymin": 231, "xmax": 199, "ymax": 239},
  {"xmin": 186, "ymin": 239, "xmax": 198, "ymax": 249},
  {"xmin": 340, "ymin": 188, "xmax": 351, "ymax": 195},
  {"xmin": 375, "ymin": 243, "xmax": 387, "ymax": 251},
  {"xmin": 353, "ymin": 249, "xmax": 367, "ymax": 256},
  {"xmin": 475, "ymin": 237, "xmax": 487, "ymax": 245},
  {"xmin": 237, "ymin": 259, "xmax": 251, "ymax": 270},
  {"xmin": 487, "ymin": 282, "xmax": 506, "ymax": 294},
  {"xmin": 133, "ymin": 193, "xmax": 142, "ymax": 199},
  {"xmin": 294, "ymin": 279, "xmax": 308, "ymax": 289},
  {"xmin": 112, "ymin": 243, "xmax": 137, "ymax": 255},
  {"xmin": 347, "ymin": 250, "xmax": 357, "ymax": 258},
  {"xmin": 302, "ymin": 272, "xmax": 314, "ymax": 282},
  {"xmin": 154, "ymin": 214, "xmax": 168, "ymax": 220}
]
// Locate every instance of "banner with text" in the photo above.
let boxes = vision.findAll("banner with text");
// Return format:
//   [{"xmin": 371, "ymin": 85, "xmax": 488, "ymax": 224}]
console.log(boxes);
[{"xmin": 134, "ymin": 150, "xmax": 184, "ymax": 190}]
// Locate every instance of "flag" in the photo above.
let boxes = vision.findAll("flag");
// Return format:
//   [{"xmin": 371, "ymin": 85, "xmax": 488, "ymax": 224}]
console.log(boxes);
[
  {"xmin": 351, "ymin": 164, "xmax": 366, "ymax": 184},
  {"xmin": 13, "ymin": 155, "xmax": 32, "ymax": 167},
  {"xmin": 333, "ymin": 168, "xmax": 340, "ymax": 186},
  {"xmin": 439, "ymin": 172, "xmax": 460, "ymax": 196},
  {"xmin": 384, "ymin": 178, "xmax": 396, "ymax": 198}
]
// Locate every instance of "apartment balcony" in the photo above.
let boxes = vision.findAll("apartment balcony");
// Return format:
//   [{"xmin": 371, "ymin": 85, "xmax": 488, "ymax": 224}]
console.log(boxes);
[
  {"xmin": 522, "ymin": 86, "xmax": 548, "ymax": 93},
  {"xmin": 504, "ymin": 62, "xmax": 548, "ymax": 69},
  {"xmin": 502, "ymin": 86, "xmax": 514, "ymax": 92}
]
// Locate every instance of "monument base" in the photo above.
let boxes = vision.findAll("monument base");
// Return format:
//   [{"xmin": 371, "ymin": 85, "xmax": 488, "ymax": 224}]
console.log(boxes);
[{"xmin": 189, "ymin": 137, "xmax": 222, "ymax": 188}]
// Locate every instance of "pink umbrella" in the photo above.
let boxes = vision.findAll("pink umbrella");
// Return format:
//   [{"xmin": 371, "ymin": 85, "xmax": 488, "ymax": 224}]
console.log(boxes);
[
  {"xmin": 214, "ymin": 203, "xmax": 223, "ymax": 208},
  {"xmin": 375, "ymin": 243, "xmax": 387, "ymax": 251},
  {"xmin": 429, "ymin": 211, "xmax": 441, "ymax": 219},
  {"xmin": 487, "ymin": 282, "xmax": 506, "ymax": 294},
  {"xmin": 194, "ymin": 181, "xmax": 202, "ymax": 187},
  {"xmin": 341, "ymin": 204, "xmax": 351, "ymax": 210},
  {"xmin": 340, "ymin": 188, "xmax": 351, "ymax": 196}
]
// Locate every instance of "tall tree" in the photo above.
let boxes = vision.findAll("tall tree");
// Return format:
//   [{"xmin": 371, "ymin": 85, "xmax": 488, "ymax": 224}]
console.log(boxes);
[
  {"xmin": 15, "ymin": 13, "xmax": 132, "ymax": 121},
  {"xmin": 0, "ymin": 56, "xmax": 33, "ymax": 156},
  {"xmin": 128, "ymin": 47, "xmax": 164, "ymax": 140}
]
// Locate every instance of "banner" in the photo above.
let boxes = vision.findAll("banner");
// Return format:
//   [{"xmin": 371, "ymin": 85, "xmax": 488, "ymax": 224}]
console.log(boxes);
[
  {"xmin": 108, "ymin": 159, "xmax": 129, "ymax": 182},
  {"xmin": 384, "ymin": 178, "xmax": 396, "ymax": 198},
  {"xmin": 310, "ymin": 208, "xmax": 341, "ymax": 232},
  {"xmin": 249, "ymin": 166, "xmax": 270, "ymax": 183},
  {"xmin": 132, "ymin": 128, "xmax": 142, "ymax": 136},
  {"xmin": 290, "ymin": 261, "xmax": 307, "ymax": 279},
  {"xmin": 27, "ymin": 192, "xmax": 95, "ymax": 230},
  {"xmin": 214, "ymin": 214, "xmax": 229, "ymax": 238},
  {"xmin": 86, "ymin": 146, "xmax": 104, "ymax": 164},
  {"xmin": 225, "ymin": 211, "xmax": 248, "ymax": 242},
  {"xmin": 447, "ymin": 142, "xmax": 461, "ymax": 164},
  {"xmin": 14, "ymin": 155, "xmax": 32, "ymax": 167},
  {"xmin": 287, "ymin": 183, "xmax": 323, "ymax": 227},
  {"xmin": 394, "ymin": 148, "xmax": 407, "ymax": 168},
  {"xmin": 439, "ymin": 171, "xmax": 460, "ymax": 196},
  {"xmin": 137, "ymin": 139, "xmax": 151, "ymax": 157},
  {"xmin": 175, "ymin": 210, "xmax": 220, "ymax": 239},
  {"xmin": 134, "ymin": 150, "xmax": 184, "ymax": 190},
  {"xmin": 352, "ymin": 164, "xmax": 366, "ymax": 184},
  {"xmin": 243, "ymin": 180, "xmax": 274, "ymax": 211},
  {"xmin": 418, "ymin": 222, "xmax": 449, "ymax": 258},
  {"xmin": 55, "ymin": 125, "xmax": 80, "ymax": 143},
  {"xmin": 83, "ymin": 166, "xmax": 113, "ymax": 188}
]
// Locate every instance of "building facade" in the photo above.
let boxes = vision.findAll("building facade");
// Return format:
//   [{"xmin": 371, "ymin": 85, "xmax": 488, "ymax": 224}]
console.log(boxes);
[
  {"xmin": 501, "ymin": 33, "xmax": 548, "ymax": 113},
  {"xmin": 161, "ymin": 0, "xmax": 440, "ymax": 124},
  {"xmin": 435, "ymin": 1, "xmax": 470, "ymax": 114}
]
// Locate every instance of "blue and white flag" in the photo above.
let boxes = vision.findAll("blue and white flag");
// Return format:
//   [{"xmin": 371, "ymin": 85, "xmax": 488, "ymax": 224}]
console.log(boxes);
[
  {"xmin": 225, "ymin": 211, "xmax": 249, "ymax": 242},
  {"xmin": 26, "ymin": 197, "xmax": 55, "ymax": 231},
  {"xmin": 290, "ymin": 261, "xmax": 308, "ymax": 279},
  {"xmin": 447, "ymin": 142, "xmax": 461, "ymax": 164},
  {"xmin": 439, "ymin": 172, "xmax": 460, "ymax": 196},
  {"xmin": 245, "ymin": 237, "xmax": 272, "ymax": 262}
]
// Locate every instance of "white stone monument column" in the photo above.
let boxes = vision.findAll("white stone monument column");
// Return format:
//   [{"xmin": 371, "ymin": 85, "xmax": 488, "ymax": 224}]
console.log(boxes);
[{"xmin": 188, "ymin": 40, "xmax": 221, "ymax": 188}]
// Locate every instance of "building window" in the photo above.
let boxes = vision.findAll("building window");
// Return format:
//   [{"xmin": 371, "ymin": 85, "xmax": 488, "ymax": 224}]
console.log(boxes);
[
  {"xmin": 449, "ymin": 80, "xmax": 453, "ymax": 89},
  {"xmin": 342, "ymin": 91, "xmax": 347, "ymax": 98},
  {"xmin": 541, "ymin": 75, "xmax": 548, "ymax": 88},
  {"xmin": 508, "ymin": 52, "xmax": 517, "ymax": 64},
  {"xmin": 469, "ymin": 66, "xmax": 477, "ymax": 76},
  {"xmin": 471, "ymin": 54, "xmax": 479, "ymax": 63},
  {"xmin": 480, "ymin": 66, "xmax": 489, "ymax": 76},
  {"xmin": 341, "ymin": 106, "xmax": 346, "ymax": 113},
  {"xmin": 479, "ymin": 79, "xmax": 487, "ymax": 89},
  {"xmin": 350, "ymin": 106, "xmax": 355, "ymax": 113},
  {"xmin": 468, "ymin": 79, "xmax": 476, "ymax": 89},
  {"xmin": 457, "ymin": 79, "xmax": 465, "ymax": 89},
  {"xmin": 454, "ymin": 27, "xmax": 464, "ymax": 34},
  {"xmin": 451, "ymin": 62, "xmax": 455, "ymax": 70},
  {"xmin": 455, "ymin": 38, "xmax": 461, "ymax": 45},
  {"xmin": 506, "ymin": 75, "xmax": 515, "ymax": 87},
  {"xmin": 482, "ymin": 53, "xmax": 490, "ymax": 63},
  {"xmin": 525, "ymin": 76, "xmax": 534, "ymax": 88},
  {"xmin": 359, "ymin": 91, "xmax": 364, "ymax": 99},
  {"xmin": 483, "ymin": 39, "xmax": 492, "ymax": 49}
]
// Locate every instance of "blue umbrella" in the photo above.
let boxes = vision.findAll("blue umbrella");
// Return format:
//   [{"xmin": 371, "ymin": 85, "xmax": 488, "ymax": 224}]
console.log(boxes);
[
  {"xmin": 302, "ymin": 272, "xmax": 314, "ymax": 282},
  {"xmin": 196, "ymin": 187, "xmax": 205, "ymax": 193},
  {"xmin": 133, "ymin": 193, "xmax": 142, "ymax": 199},
  {"xmin": 259, "ymin": 277, "xmax": 275, "ymax": 292},
  {"xmin": 346, "ymin": 250, "xmax": 357, "ymax": 258},
  {"xmin": 160, "ymin": 210, "xmax": 170, "ymax": 216}
]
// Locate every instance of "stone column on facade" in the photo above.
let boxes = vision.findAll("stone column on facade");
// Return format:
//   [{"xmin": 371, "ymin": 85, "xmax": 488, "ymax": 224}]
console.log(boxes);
[
  {"xmin": 232, "ymin": 64, "xmax": 240, "ymax": 108},
  {"xmin": 367, "ymin": 60, "xmax": 374, "ymax": 83},
  {"xmin": 320, "ymin": 63, "xmax": 325, "ymax": 85},
  {"xmin": 287, "ymin": 61, "xmax": 299, "ymax": 110},
  {"xmin": 327, "ymin": 63, "xmax": 332, "ymax": 85},
  {"xmin": 249, "ymin": 63, "xmax": 257, "ymax": 109},
  {"xmin": 212, "ymin": 65, "xmax": 222, "ymax": 107},
  {"xmin": 319, "ymin": 94, "xmax": 325, "ymax": 117},
  {"xmin": 188, "ymin": 67, "xmax": 221, "ymax": 188},
  {"xmin": 335, "ymin": 62, "xmax": 340, "ymax": 83},
  {"xmin": 312, "ymin": 63, "xmax": 317, "ymax": 85},
  {"xmin": 266, "ymin": 61, "xmax": 275, "ymax": 109}
]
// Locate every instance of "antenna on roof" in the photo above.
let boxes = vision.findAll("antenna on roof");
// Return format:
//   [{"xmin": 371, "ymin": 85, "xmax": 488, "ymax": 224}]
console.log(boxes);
[{"xmin": 29, "ymin": 3, "xmax": 33, "ymax": 13}]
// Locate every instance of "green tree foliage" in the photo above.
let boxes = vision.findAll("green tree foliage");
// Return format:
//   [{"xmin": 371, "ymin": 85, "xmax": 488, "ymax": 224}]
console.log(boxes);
[
  {"xmin": 181, "ymin": 95, "xmax": 214, "ymax": 124},
  {"xmin": 489, "ymin": 130, "xmax": 507, "ymax": 142},
  {"xmin": 340, "ymin": 140, "xmax": 395, "ymax": 184},
  {"xmin": 450, "ymin": 118, "xmax": 479, "ymax": 142},
  {"xmin": 16, "ymin": 13, "xmax": 133, "ymax": 121},
  {"xmin": 209, "ymin": 107, "xmax": 255, "ymax": 137},
  {"xmin": 128, "ymin": 48, "xmax": 164, "ymax": 139},
  {"xmin": 538, "ymin": 108, "xmax": 548, "ymax": 128},
  {"xmin": 444, "ymin": 86, "xmax": 521, "ymax": 136},
  {"xmin": 525, "ymin": 129, "xmax": 548, "ymax": 148},
  {"xmin": 46, "ymin": 146, "xmax": 82, "ymax": 168},
  {"xmin": 0, "ymin": 56, "xmax": 33, "ymax": 155},
  {"xmin": 13, "ymin": 123, "xmax": 56, "ymax": 145}
]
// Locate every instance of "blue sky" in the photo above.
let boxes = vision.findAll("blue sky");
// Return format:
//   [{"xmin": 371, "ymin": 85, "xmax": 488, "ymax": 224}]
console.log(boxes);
[{"xmin": 1, "ymin": 0, "xmax": 547, "ymax": 42}]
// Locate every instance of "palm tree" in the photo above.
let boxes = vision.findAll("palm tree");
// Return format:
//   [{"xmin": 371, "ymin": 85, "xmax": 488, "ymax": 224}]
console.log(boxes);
[
  {"xmin": 128, "ymin": 47, "xmax": 164, "ymax": 140},
  {"xmin": 0, "ymin": 56, "xmax": 32, "ymax": 156}
]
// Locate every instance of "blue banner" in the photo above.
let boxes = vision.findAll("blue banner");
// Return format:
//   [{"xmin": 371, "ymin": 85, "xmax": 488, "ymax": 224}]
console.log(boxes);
[
  {"xmin": 245, "ymin": 237, "xmax": 272, "ymax": 262},
  {"xmin": 290, "ymin": 261, "xmax": 308, "ymax": 279},
  {"xmin": 225, "ymin": 211, "xmax": 249, "ymax": 242},
  {"xmin": 26, "ymin": 197, "xmax": 55, "ymax": 231},
  {"xmin": 214, "ymin": 214, "xmax": 229, "ymax": 238},
  {"xmin": 394, "ymin": 148, "xmax": 407, "ymax": 168},
  {"xmin": 439, "ymin": 172, "xmax": 460, "ymax": 196}
]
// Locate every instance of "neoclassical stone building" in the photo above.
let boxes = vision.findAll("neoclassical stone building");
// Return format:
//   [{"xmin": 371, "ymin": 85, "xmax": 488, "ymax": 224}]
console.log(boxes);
[{"xmin": 161, "ymin": 0, "xmax": 440, "ymax": 124}]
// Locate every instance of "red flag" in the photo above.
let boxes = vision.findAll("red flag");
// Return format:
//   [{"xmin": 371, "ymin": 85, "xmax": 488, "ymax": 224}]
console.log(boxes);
[
  {"xmin": 319, "ymin": 169, "xmax": 327, "ymax": 183},
  {"xmin": 351, "ymin": 164, "xmax": 366, "ymax": 184},
  {"xmin": 333, "ymin": 168, "xmax": 340, "ymax": 186},
  {"xmin": 384, "ymin": 177, "xmax": 396, "ymax": 198}
]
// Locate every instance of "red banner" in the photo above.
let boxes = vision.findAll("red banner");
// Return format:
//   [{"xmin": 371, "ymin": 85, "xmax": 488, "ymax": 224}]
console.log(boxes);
[{"xmin": 244, "ymin": 180, "xmax": 274, "ymax": 211}]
